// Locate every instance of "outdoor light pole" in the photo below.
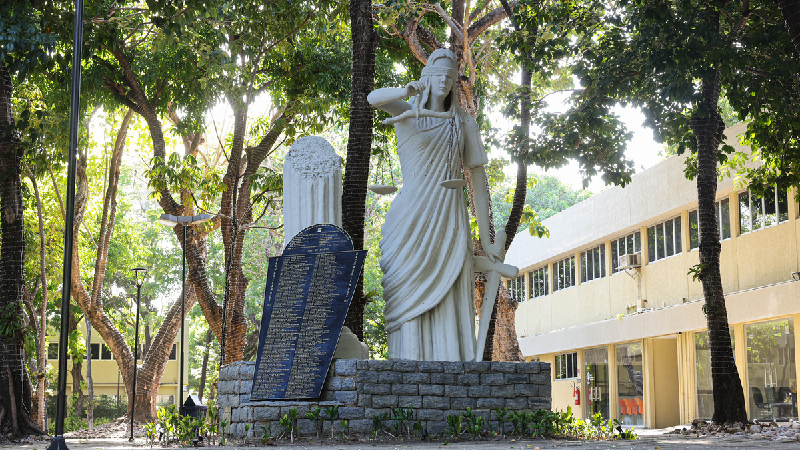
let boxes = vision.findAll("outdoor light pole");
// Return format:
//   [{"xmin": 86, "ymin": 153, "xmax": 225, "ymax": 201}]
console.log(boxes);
[
  {"xmin": 130, "ymin": 268, "xmax": 147, "ymax": 442},
  {"xmin": 158, "ymin": 214, "xmax": 211, "ymax": 414},
  {"xmin": 49, "ymin": 1, "xmax": 83, "ymax": 449}
]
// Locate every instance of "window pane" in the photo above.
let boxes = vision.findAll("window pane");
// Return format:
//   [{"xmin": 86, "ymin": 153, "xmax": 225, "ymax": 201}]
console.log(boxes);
[
  {"xmin": 616, "ymin": 341, "xmax": 644, "ymax": 426},
  {"xmin": 719, "ymin": 199, "xmax": 731, "ymax": 240},
  {"xmin": 612, "ymin": 241, "xmax": 619, "ymax": 273},
  {"xmin": 634, "ymin": 231, "xmax": 641, "ymax": 253},
  {"xmin": 674, "ymin": 216, "xmax": 682, "ymax": 254},
  {"xmin": 570, "ymin": 257, "xmax": 575, "ymax": 287},
  {"xmin": 48, "ymin": 343, "xmax": 58, "ymax": 360},
  {"xmin": 746, "ymin": 319, "xmax": 796, "ymax": 421},
  {"xmin": 648, "ymin": 227, "xmax": 656, "ymax": 263},
  {"xmin": 778, "ymin": 189, "xmax": 789, "ymax": 223},
  {"xmin": 581, "ymin": 253, "xmax": 588, "ymax": 283},
  {"xmin": 689, "ymin": 210, "xmax": 699, "ymax": 249},
  {"xmin": 751, "ymin": 190, "xmax": 764, "ymax": 231},
  {"xmin": 665, "ymin": 219, "xmax": 674, "ymax": 257},
  {"xmin": 626, "ymin": 234, "xmax": 634, "ymax": 255},
  {"xmin": 764, "ymin": 187, "xmax": 777, "ymax": 227},
  {"xmin": 599, "ymin": 245, "xmax": 605, "ymax": 278},
  {"xmin": 90, "ymin": 343, "xmax": 100, "ymax": 360},
  {"xmin": 170, "ymin": 344, "xmax": 177, "ymax": 360},
  {"xmin": 657, "ymin": 223, "xmax": 665, "ymax": 259},
  {"xmin": 739, "ymin": 192, "xmax": 751, "ymax": 234},
  {"xmin": 102, "ymin": 344, "xmax": 112, "ymax": 360}
]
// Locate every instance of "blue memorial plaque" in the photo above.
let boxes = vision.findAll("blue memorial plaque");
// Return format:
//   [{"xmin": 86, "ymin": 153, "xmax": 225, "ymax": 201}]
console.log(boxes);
[{"xmin": 251, "ymin": 224, "xmax": 367, "ymax": 400}]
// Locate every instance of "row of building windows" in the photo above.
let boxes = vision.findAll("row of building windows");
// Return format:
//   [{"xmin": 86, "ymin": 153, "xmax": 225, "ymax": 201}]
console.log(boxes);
[
  {"xmin": 47, "ymin": 343, "xmax": 177, "ymax": 361},
  {"xmin": 506, "ymin": 188, "xmax": 793, "ymax": 302}
]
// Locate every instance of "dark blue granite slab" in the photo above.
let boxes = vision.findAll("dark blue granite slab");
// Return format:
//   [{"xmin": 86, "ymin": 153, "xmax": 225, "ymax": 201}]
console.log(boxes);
[{"xmin": 251, "ymin": 224, "xmax": 366, "ymax": 400}]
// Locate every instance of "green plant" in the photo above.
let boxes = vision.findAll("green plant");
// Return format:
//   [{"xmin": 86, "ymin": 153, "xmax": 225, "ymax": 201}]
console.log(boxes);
[
  {"xmin": 390, "ymin": 406, "xmax": 415, "ymax": 436},
  {"xmin": 324, "ymin": 405, "xmax": 339, "ymax": 438},
  {"xmin": 529, "ymin": 409, "xmax": 558, "ymax": 437},
  {"xmin": 509, "ymin": 410, "xmax": 530, "ymax": 436},
  {"xmin": 446, "ymin": 413, "xmax": 463, "ymax": 437},
  {"xmin": 340, "ymin": 419, "xmax": 350, "ymax": 437},
  {"xmin": 243, "ymin": 423, "xmax": 252, "ymax": 445},
  {"xmin": 371, "ymin": 412, "xmax": 389, "ymax": 438},
  {"xmin": 306, "ymin": 405, "xmax": 324, "ymax": 438},
  {"xmin": 219, "ymin": 419, "xmax": 229, "ymax": 446},
  {"xmin": 462, "ymin": 407, "xmax": 485, "ymax": 439},
  {"xmin": 260, "ymin": 424, "xmax": 272, "ymax": 444},
  {"xmin": 493, "ymin": 407, "xmax": 509, "ymax": 436},
  {"xmin": 143, "ymin": 421, "xmax": 158, "ymax": 447}
]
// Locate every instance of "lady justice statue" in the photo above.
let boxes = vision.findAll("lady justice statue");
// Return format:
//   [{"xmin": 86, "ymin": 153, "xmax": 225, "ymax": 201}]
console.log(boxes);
[{"xmin": 368, "ymin": 49, "xmax": 501, "ymax": 361}]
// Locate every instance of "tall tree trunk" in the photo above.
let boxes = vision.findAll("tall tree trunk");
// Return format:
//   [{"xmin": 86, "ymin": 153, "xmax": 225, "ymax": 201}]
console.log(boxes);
[
  {"xmin": 69, "ymin": 309, "xmax": 84, "ymax": 418},
  {"xmin": 342, "ymin": 0, "xmax": 377, "ymax": 340},
  {"xmin": 198, "ymin": 329, "xmax": 212, "ymax": 401},
  {"xmin": 690, "ymin": 8, "xmax": 747, "ymax": 424},
  {"xmin": 778, "ymin": 0, "xmax": 800, "ymax": 58},
  {"xmin": 85, "ymin": 318, "xmax": 94, "ymax": 430},
  {"xmin": 0, "ymin": 61, "xmax": 43, "ymax": 437},
  {"xmin": 29, "ymin": 173, "xmax": 48, "ymax": 430}
]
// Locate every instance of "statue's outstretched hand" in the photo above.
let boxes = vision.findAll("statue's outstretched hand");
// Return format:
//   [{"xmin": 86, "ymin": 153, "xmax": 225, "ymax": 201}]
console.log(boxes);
[
  {"xmin": 406, "ymin": 81, "xmax": 425, "ymax": 97},
  {"xmin": 482, "ymin": 230, "xmax": 507, "ymax": 263}
]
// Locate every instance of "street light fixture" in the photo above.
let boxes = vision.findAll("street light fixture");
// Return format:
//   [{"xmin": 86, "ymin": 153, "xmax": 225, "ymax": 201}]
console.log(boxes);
[
  {"xmin": 157, "ymin": 213, "xmax": 211, "ymax": 414},
  {"xmin": 130, "ymin": 267, "xmax": 147, "ymax": 442}
]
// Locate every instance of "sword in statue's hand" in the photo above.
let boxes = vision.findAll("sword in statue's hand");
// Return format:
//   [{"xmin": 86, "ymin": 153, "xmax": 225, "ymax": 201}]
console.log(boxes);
[{"xmin": 474, "ymin": 230, "xmax": 519, "ymax": 362}]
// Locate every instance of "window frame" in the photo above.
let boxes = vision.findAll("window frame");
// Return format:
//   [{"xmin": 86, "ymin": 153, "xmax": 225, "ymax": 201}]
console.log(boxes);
[
  {"xmin": 528, "ymin": 266, "xmax": 549, "ymax": 299},
  {"xmin": 611, "ymin": 231, "xmax": 641, "ymax": 273},
  {"xmin": 647, "ymin": 216, "xmax": 683, "ymax": 263},
  {"xmin": 689, "ymin": 198, "xmax": 732, "ymax": 250},
  {"xmin": 580, "ymin": 244, "xmax": 606, "ymax": 283},
  {"xmin": 553, "ymin": 256, "xmax": 576, "ymax": 292},
  {"xmin": 739, "ymin": 187, "xmax": 789, "ymax": 235},
  {"xmin": 555, "ymin": 352, "xmax": 579, "ymax": 380},
  {"xmin": 507, "ymin": 275, "xmax": 525, "ymax": 301}
]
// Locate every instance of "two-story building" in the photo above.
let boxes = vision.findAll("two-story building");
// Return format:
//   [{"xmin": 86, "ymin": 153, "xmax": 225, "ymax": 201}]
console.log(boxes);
[
  {"xmin": 505, "ymin": 122, "xmax": 799, "ymax": 428},
  {"xmin": 47, "ymin": 319, "xmax": 188, "ymax": 407}
]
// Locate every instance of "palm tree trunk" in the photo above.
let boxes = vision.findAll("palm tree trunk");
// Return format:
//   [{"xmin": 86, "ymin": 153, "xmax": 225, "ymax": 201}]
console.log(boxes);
[
  {"xmin": 85, "ymin": 318, "xmax": 94, "ymax": 430},
  {"xmin": 342, "ymin": 0, "xmax": 378, "ymax": 340},
  {"xmin": 0, "ymin": 62, "xmax": 43, "ymax": 437},
  {"xmin": 29, "ymin": 173, "xmax": 48, "ymax": 430},
  {"xmin": 198, "ymin": 329, "xmax": 212, "ymax": 400},
  {"xmin": 689, "ymin": 12, "xmax": 747, "ymax": 422}
]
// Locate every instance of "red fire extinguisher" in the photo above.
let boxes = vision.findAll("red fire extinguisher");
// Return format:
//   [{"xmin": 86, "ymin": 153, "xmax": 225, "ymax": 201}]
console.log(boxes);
[{"xmin": 573, "ymin": 384, "xmax": 581, "ymax": 406}]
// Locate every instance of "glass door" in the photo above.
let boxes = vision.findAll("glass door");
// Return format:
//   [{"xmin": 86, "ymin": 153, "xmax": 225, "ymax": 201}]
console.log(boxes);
[{"xmin": 584, "ymin": 347, "xmax": 610, "ymax": 420}]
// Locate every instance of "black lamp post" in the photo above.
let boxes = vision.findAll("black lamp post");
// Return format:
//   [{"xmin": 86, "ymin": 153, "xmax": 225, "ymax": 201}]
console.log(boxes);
[
  {"xmin": 157, "ymin": 213, "xmax": 211, "ymax": 414},
  {"xmin": 130, "ymin": 267, "xmax": 147, "ymax": 442},
  {"xmin": 48, "ymin": 1, "xmax": 83, "ymax": 449}
]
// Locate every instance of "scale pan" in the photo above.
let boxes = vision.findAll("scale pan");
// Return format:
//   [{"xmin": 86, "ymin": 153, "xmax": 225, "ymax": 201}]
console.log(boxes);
[
  {"xmin": 440, "ymin": 179, "xmax": 467, "ymax": 189},
  {"xmin": 369, "ymin": 185, "xmax": 398, "ymax": 195}
]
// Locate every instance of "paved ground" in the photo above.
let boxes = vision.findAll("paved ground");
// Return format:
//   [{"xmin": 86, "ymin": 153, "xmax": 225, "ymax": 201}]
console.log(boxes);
[{"xmin": 6, "ymin": 428, "xmax": 800, "ymax": 450}]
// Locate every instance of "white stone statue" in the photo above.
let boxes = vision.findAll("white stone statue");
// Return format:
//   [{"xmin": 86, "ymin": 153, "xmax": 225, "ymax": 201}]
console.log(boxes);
[
  {"xmin": 282, "ymin": 136, "xmax": 342, "ymax": 244},
  {"xmin": 367, "ymin": 48, "xmax": 501, "ymax": 361}
]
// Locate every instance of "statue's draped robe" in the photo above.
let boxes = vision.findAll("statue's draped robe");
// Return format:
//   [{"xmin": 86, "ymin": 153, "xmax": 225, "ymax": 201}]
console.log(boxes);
[{"xmin": 381, "ymin": 108, "xmax": 487, "ymax": 361}]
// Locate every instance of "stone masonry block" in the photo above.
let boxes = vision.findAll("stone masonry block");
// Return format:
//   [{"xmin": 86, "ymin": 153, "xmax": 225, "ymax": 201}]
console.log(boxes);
[
  {"xmin": 367, "ymin": 360, "xmax": 393, "ymax": 371},
  {"xmin": 356, "ymin": 359, "xmax": 370, "ymax": 370},
  {"xmin": 334, "ymin": 390, "xmax": 358, "ymax": 405},
  {"xmin": 464, "ymin": 361, "xmax": 492, "ymax": 373},
  {"xmin": 398, "ymin": 396, "xmax": 422, "ymax": 408},
  {"xmin": 361, "ymin": 383, "xmax": 391, "ymax": 395},
  {"xmin": 491, "ymin": 385, "xmax": 516, "ymax": 398},
  {"xmin": 427, "ymin": 421, "xmax": 448, "ymax": 435},
  {"xmin": 218, "ymin": 380, "xmax": 236, "ymax": 395},
  {"xmin": 239, "ymin": 362, "xmax": 256, "ymax": 379},
  {"xmin": 327, "ymin": 377, "xmax": 343, "ymax": 391},
  {"xmin": 490, "ymin": 362, "xmax": 517, "ymax": 373},
  {"xmin": 477, "ymin": 397, "xmax": 504, "ymax": 409},
  {"xmin": 349, "ymin": 418, "xmax": 372, "ymax": 434},
  {"xmin": 392, "ymin": 384, "xmax": 418, "ymax": 395},
  {"xmin": 239, "ymin": 380, "xmax": 253, "ymax": 394},
  {"xmin": 357, "ymin": 370, "xmax": 379, "ymax": 384},
  {"xmin": 467, "ymin": 385, "xmax": 492, "ymax": 397},
  {"xmin": 422, "ymin": 396, "xmax": 449, "ymax": 409},
  {"xmin": 505, "ymin": 397, "xmax": 528, "ymax": 409},
  {"xmin": 538, "ymin": 384, "xmax": 552, "ymax": 397},
  {"xmin": 403, "ymin": 372, "xmax": 430, "ymax": 384},
  {"xmin": 378, "ymin": 371, "xmax": 403, "ymax": 384},
  {"xmin": 504, "ymin": 373, "xmax": 529, "ymax": 384},
  {"xmin": 530, "ymin": 373, "xmax": 549, "ymax": 385},
  {"xmin": 372, "ymin": 395, "xmax": 399, "ymax": 409},
  {"xmin": 417, "ymin": 361, "xmax": 444, "ymax": 373},
  {"xmin": 529, "ymin": 398, "xmax": 551, "ymax": 410},
  {"xmin": 516, "ymin": 363, "xmax": 541, "ymax": 374},
  {"xmin": 338, "ymin": 406, "xmax": 365, "ymax": 420},
  {"xmin": 430, "ymin": 373, "xmax": 456, "ymax": 384},
  {"xmin": 415, "ymin": 408, "xmax": 443, "ymax": 421},
  {"xmin": 335, "ymin": 359, "xmax": 358, "ymax": 376},
  {"xmin": 357, "ymin": 394, "xmax": 372, "ymax": 408},
  {"xmin": 480, "ymin": 373, "xmax": 504, "ymax": 386},
  {"xmin": 253, "ymin": 407, "xmax": 280, "ymax": 421},
  {"xmin": 218, "ymin": 394, "xmax": 240, "ymax": 407},
  {"xmin": 445, "ymin": 385, "xmax": 468, "ymax": 397},
  {"xmin": 393, "ymin": 360, "xmax": 418, "ymax": 372},
  {"xmin": 341, "ymin": 376, "xmax": 356, "ymax": 390},
  {"xmin": 514, "ymin": 384, "xmax": 538, "ymax": 397},
  {"xmin": 364, "ymin": 408, "xmax": 392, "ymax": 419},
  {"xmin": 232, "ymin": 406, "xmax": 253, "ymax": 423},
  {"xmin": 456, "ymin": 373, "xmax": 479, "ymax": 385},
  {"xmin": 320, "ymin": 389, "xmax": 336, "ymax": 401},
  {"xmin": 442, "ymin": 361, "xmax": 465, "ymax": 374},
  {"xmin": 219, "ymin": 364, "xmax": 237, "ymax": 381},
  {"xmin": 418, "ymin": 384, "xmax": 444, "ymax": 396},
  {"xmin": 450, "ymin": 397, "xmax": 476, "ymax": 410},
  {"xmin": 240, "ymin": 394, "xmax": 251, "ymax": 405},
  {"xmin": 297, "ymin": 419, "xmax": 315, "ymax": 436}
]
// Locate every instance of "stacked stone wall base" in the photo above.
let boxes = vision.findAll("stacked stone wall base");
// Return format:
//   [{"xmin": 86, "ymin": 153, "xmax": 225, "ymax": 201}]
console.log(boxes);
[{"xmin": 218, "ymin": 359, "xmax": 551, "ymax": 438}]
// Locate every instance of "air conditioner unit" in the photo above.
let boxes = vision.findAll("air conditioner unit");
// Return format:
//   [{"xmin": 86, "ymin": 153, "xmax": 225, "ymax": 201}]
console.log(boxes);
[{"xmin": 618, "ymin": 253, "xmax": 641, "ymax": 270}]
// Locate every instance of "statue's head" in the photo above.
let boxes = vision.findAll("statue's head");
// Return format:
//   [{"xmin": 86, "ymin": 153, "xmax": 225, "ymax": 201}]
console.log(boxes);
[{"xmin": 418, "ymin": 48, "xmax": 457, "ymax": 112}]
